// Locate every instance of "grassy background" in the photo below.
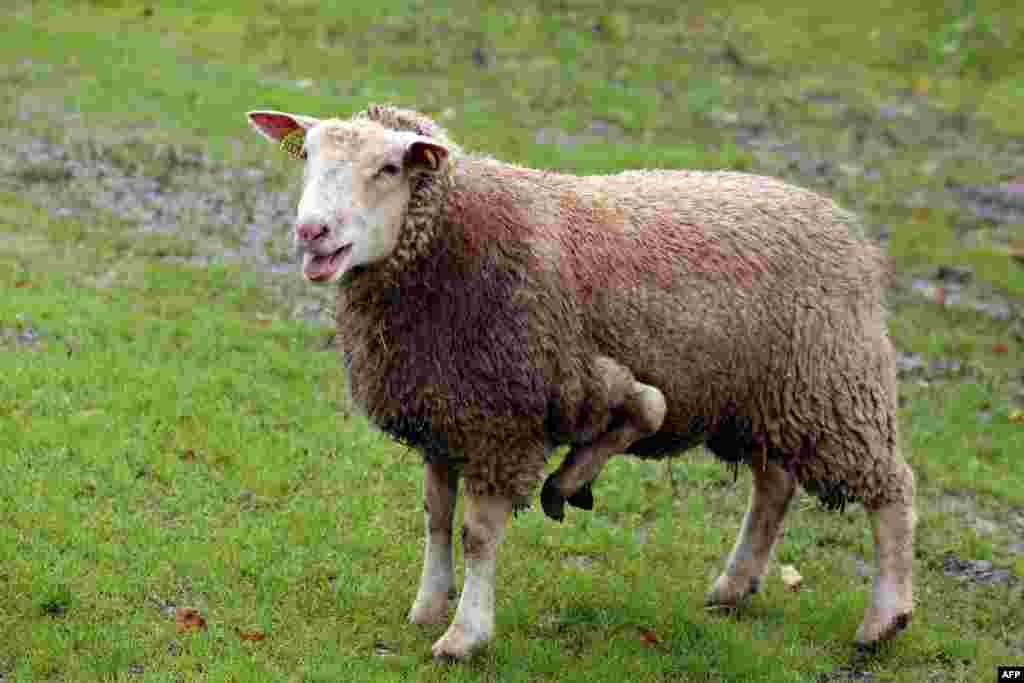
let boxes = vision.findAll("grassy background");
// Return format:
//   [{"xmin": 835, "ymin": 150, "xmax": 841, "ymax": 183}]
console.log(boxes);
[{"xmin": 2, "ymin": 0, "xmax": 1023, "ymax": 680}]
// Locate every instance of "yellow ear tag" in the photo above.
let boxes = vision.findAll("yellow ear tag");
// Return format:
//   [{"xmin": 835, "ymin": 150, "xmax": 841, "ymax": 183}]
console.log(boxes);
[
  {"xmin": 280, "ymin": 128, "xmax": 306, "ymax": 160},
  {"xmin": 422, "ymin": 148, "xmax": 437, "ymax": 169}
]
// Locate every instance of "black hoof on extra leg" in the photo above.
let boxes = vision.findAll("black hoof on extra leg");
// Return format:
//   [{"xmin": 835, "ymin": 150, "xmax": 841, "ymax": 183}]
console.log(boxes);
[
  {"xmin": 566, "ymin": 482, "xmax": 594, "ymax": 511},
  {"xmin": 540, "ymin": 477, "xmax": 566, "ymax": 521}
]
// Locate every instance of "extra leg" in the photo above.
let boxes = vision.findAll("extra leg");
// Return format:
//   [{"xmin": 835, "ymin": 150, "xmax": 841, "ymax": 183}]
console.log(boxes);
[
  {"xmin": 706, "ymin": 459, "xmax": 797, "ymax": 607},
  {"xmin": 856, "ymin": 475, "xmax": 915, "ymax": 646},
  {"xmin": 541, "ymin": 381, "xmax": 666, "ymax": 521},
  {"xmin": 432, "ymin": 492, "xmax": 514, "ymax": 660},
  {"xmin": 408, "ymin": 459, "xmax": 459, "ymax": 625}
]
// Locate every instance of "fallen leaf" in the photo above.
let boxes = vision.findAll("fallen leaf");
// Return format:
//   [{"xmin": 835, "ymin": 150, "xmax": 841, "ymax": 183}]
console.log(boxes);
[
  {"xmin": 180, "ymin": 449, "xmax": 197, "ymax": 462},
  {"xmin": 992, "ymin": 343, "xmax": 1009, "ymax": 354},
  {"xmin": 63, "ymin": 337, "xmax": 80, "ymax": 357},
  {"xmin": 1010, "ymin": 410, "xmax": 1024, "ymax": 424},
  {"xmin": 15, "ymin": 281, "xmax": 31, "ymax": 289},
  {"xmin": 911, "ymin": 76, "xmax": 930, "ymax": 96},
  {"xmin": 236, "ymin": 628, "xmax": 266, "ymax": 642},
  {"xmin": 637, "ymin": 626, "xmax": 661, "ymax": 647},
  {"xmin": 935, "ymin": 286, "xmax": 946, "ymax": 306},
  {"xmin": 779, "ymin": 564, "xmax": 803, "ymax": 591},
  {"xmin": 910, "ymin": 207, "xmax": 932, "ymax": 222},
  {"xmin": 1009, "ymin": 241, "xmax": 1024, "ymax": 265},
  {"xmin": 175, "ymin": 607, "xmax": 207, "ymax": 633}
]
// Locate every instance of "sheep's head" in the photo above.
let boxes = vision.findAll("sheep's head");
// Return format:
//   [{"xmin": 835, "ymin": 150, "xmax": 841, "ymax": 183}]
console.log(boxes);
[{"xmin": 247, "ymin": 109, "xmax": 450, "ymax": 284}]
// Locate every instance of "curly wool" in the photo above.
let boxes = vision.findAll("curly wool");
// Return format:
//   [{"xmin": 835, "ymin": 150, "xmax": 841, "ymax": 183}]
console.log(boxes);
[{"xmin": 334, "ymin": 106, "xmax": 911, "ymax": 509}]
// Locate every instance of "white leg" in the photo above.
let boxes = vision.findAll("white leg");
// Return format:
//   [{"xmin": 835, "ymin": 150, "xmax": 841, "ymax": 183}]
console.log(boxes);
[
  {"xmin": 408, "ymin": 460, "xmax": 458, "ymax": 625},
  {"xmin": 707, "ymin": 459, "xmax": 796, "ymax": 606},
  {"xmin": 431, "ymin": 492, "xmax": 513, "ymax": 660},
  {"xmin": 856, "ymin": 496, "xmax": 915, "ymax": 645}
]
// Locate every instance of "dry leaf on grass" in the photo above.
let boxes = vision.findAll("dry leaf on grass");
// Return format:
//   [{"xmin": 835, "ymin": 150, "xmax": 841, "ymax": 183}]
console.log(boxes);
[
  {"xmin": 637, "ymin": 626, "xmax": 662, "ymax": 647},
  {"xmin": 236, "ymin": 628, "xmax": 266, "ymax": 642},
  {"xmin": 175, "ymin": 607, "xmax": 207, "ymax": 633},
  {"xmin": 1009, "ymin": 241, "xmax": 1024, "ymax": 265},
  {"xmin": 779, "ymin": 564, "xmax": 803, "ymax": 591},
  {"xmin": 1009, "ymin": 410, "xmax": 1024, "ymax": 424}
]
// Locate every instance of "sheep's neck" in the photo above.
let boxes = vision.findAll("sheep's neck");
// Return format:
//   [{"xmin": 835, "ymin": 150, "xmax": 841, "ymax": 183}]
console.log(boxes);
[{"xmin": 386, "ymin": 163, "xmax": 454, "ymax": 280}]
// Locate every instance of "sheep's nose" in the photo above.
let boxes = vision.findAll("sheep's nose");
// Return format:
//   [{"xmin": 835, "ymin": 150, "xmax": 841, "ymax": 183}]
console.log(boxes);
[{"xmin": 295, "ymin": 221, "xmax": 329, "ymax": 243}]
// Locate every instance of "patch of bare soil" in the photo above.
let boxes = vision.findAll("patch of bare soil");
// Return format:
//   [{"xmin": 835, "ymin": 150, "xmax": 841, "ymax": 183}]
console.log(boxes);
[
  {"xmin": 0, "ymin": 132, "xmax": 297, "ymax": 272},
  {"xmin": 0, "ymin": 128, "xmax": 335, "ymax": 325},
  {"xmin": 896, "ymin": 269, "xmax": 1022, "ymax": 324},
  {"xmin": 937, "ymin": 492, "xmax": 1024, "ymax": 560},
  {"xmin": 817, "ymin": 664, "xmax": 874, "ymax": 682},
  {"xmin": 0, "ymin": 322, "xmax": 44, "ymax": 351},
  {"xmin": 720, "ymin": 92, "xmax": 1024, "ymax": 227},
  {"xmin": 940, "ymin": 555, "xmax": 1014, "ymax": 585}
]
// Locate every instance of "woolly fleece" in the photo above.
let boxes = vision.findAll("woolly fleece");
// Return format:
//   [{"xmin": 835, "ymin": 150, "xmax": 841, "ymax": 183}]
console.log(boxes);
[{"xmin": 335, "ymin": 105, "xmax": 911, "ymax": 510}]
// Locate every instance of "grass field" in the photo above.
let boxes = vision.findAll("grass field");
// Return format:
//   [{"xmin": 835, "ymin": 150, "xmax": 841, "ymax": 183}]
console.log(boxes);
[{"xmin": 2, "ymin": 1, "xmax": 1023, "ymax": 680}]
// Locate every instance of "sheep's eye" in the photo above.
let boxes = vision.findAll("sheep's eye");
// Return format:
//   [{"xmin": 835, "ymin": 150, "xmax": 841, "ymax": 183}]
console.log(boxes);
[{"xmin": 378, "ymin": 163, "xmax": 401, "ymax": 177}]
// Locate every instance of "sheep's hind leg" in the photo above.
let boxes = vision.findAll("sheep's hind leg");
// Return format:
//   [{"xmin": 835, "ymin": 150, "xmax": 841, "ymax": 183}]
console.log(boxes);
[
  {"xmin": 706, "ymin": 459, "xmax": 796, "ymax": 608},
  {"xmin": 408, "ymin": 459, "xmax": 459, "ymax": 625},
  {"xmin": 432, "ymin": 492, "xmax": 513, "ymax": 660},
  {"xmin": 541, "ymin": 381, "xmax": 666, "ymax": 521},
  {"xmin": 856, "ymin": 480, "xmax": 915, "ymax": 647}
]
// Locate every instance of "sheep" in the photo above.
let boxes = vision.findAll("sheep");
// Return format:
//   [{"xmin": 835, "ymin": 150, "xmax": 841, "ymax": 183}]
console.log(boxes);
[{"xmin": 245, "ymin": 104, "xmax": 915, "ymax": 660}]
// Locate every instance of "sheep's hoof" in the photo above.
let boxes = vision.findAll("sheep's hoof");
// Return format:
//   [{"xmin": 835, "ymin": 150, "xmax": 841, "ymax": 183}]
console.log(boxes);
[
  {"xmin": 431, "ymin": 623, "xmax": 488, "ymax": 661},
  {"xmin": 566, "ymin": 482, "xmax": 594, "ymax": 511},
  {"xmin": 854, "ymin": 611, "xmax": 912, "ymax": 649},
  {"xmin": 540, "ymin": 476, "xmax": 566, "ymax": 521},
  {"xmin": 705, "ymin": 574, "xmax": 759, "ymax": 609}
]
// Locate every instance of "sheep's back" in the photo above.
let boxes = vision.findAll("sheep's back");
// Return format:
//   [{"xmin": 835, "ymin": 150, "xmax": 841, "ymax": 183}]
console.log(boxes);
[{"xmin": 538, "ymin": 167, "xmax": 892, "ymax": 454}]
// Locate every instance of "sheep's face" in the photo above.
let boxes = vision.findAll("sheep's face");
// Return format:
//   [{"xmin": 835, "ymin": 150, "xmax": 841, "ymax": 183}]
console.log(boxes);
[{"xmin": 247, "ymin": 110, "xmax": 449, "ymax": 284}]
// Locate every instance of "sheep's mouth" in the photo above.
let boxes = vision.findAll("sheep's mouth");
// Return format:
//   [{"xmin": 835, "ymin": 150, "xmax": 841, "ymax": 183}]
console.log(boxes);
[{"xmin": 302, "ymin": 244, "xmax": 352, "ymax": 282}]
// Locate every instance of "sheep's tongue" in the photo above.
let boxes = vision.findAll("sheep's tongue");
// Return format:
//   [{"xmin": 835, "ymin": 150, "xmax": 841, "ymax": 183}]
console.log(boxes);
[{"xmin": 303, "ymin": 251, "xmax": 340, "ymax": 281}]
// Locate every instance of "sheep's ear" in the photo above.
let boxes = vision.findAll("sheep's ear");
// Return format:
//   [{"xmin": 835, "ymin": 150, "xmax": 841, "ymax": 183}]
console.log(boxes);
[
  {"xmin": 246, "ymin": 110, "xmax": 320, "ymax": 144},
  {"xmin": 405, "ymin": 139, "xmax": 449, "ymax": 174}
]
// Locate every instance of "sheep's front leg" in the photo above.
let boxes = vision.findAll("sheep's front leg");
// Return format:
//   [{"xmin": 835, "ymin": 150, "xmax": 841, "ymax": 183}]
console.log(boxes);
[
  {"xmin": 541, "ymin": 381, "xmax": 666, "ymax": 521},
  {"xmin": 432, "ymin": 492, "xmax": 513, "ymax": 660},
  {"xmin": 408, "ymin": 459, "xmax": 458, "ymax": 625}
]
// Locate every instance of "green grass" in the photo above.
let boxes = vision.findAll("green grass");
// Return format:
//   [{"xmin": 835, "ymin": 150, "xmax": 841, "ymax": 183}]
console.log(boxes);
[{"xmin": 2, "ymin": 0, "xmax": 1023, "ymax": 680}]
